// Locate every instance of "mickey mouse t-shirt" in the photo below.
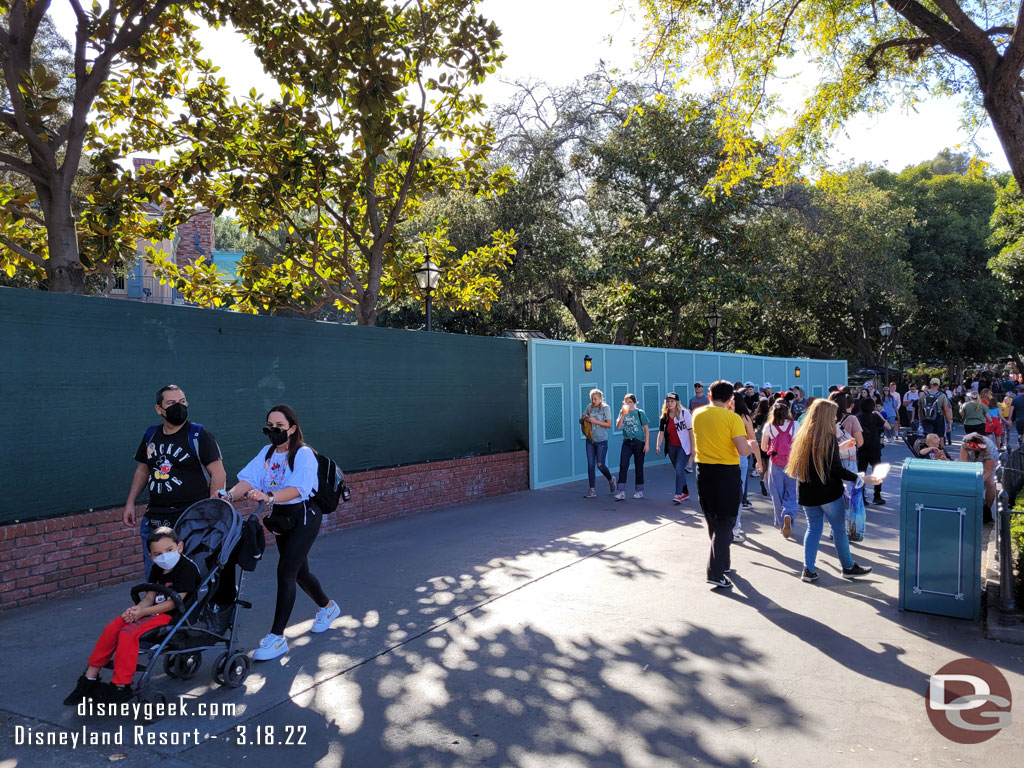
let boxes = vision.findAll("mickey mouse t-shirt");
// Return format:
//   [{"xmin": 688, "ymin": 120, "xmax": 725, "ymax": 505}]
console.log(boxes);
[
  {"xmin": 146, "ymin": 555, "xmax": 200, "ymax": 620},
  {"xmin": 133, "ymin": 422, "xmax": 221, "ymax": 522}
]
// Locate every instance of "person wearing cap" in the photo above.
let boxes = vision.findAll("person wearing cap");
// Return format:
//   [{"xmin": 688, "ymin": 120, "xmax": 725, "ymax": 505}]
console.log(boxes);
[
  {"xmin": 689, "ymin": 383, "xmax": 710, "ymax": 413},
  {"xmin": 743, "ymin": 381, "xmax": 758, "ymax": 411},
  {"xmin": 960, "ymin": 432, "xmax": 998, "ymax": 523},
  {"xmin": 960, "ymin": 390, "xmax": 988, "ymax": 436},
  {"xmin": 656, "ymin": 392, "xmax": 693, "ymax": 504},
  {"xmin": 918, "ymin": 378, "xmax": 951, "ymax": 439},
  {"xmin": 762, "ymin": 382, "xmax": 773, "ymax": 399}
]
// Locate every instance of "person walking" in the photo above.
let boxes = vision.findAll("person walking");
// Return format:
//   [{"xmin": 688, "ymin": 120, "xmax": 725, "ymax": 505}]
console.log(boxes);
[
  {"xmin": 581, "ymin": 389, "xmax": 614, "ymax": 498},
  {"xmin": 222, "ymin": 404, "xmax": 341, "ymax": 660},
  {"xmin": 688, "ymin": 382, "xmax": 710, "ymax": 412},
  {"xmin": 960, "ymin": 390, "xmax": 987, "ymax": 436},
  {"xmin": 831, "ymin": 391, "xmax": 866, "ymax": 542},
  {"xmin": 920, "ymin": 377, "xmax": 952, "ymax": 439},
  {"xmin": 692, "ymin": 381, "xmax": 757, "ymax": 589},
  {"xmin": 856, "ymin": 397, "xmax": 886, "ymax": 511},
  {"xmin": 903, "ymin": 383, "xmax": 920, "ymax": 432},
  {"xmin": 1013, "ymin": 384, "xmax": 1024, "ymax": 447},
  {"xmin": 731, "ymin": 396, "xmax": 762, "ymax": 541},
  {"xmin": 882, "ymin": 383, "xmax": 901, "ymax": 442},
  {"xmin": 125, "ymin": 384, "xmax": 226, "ymax": 576},
  {"xmin": 785, "ymin": 399, "xmax": 877, "ymax": 583},
  {"xmin": 656, "ymin": 392, "xmax": 692, "ymax": 504},
  {"xmin": 751, "ymin": 399, "xmax": 770, "ymax": 491},
  {"xmin": 999, "ymin": 393, "xmax": 1013, "ymax": 450},
  {"xmin": 614, "ymin": 394, "xmax": 650, "ymax": 500},
  {"xmin": 762, "ymin": 400, "xmax": 800, "ymax": 539}
]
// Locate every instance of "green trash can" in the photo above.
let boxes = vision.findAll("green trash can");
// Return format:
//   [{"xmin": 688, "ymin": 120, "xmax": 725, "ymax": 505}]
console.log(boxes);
[{"xmin": 899, "ymin": 458, "xmax": 984, "ymax": 619}]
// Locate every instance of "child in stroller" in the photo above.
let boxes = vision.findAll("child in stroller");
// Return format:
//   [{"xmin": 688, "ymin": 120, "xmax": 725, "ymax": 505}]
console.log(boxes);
[
  {"xmin": 63, "ymin": 498, "xmax": 257, "ymax": 708},
  {"xmin": 64, "ymin": 526, "xmax": 199, "ymax": 705}
]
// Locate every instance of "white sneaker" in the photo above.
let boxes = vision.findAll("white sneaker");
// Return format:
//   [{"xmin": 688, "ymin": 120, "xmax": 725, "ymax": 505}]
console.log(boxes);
[
  {"xmin": 312, "ymin": 601, "xmax": 341, "ymax": 633},
  {"xmin": 252, "ymin": 633, "xmax": 288, "ymax": 660},
  {"xmin": 614, "ymin": 491, "xmax": 625, "ymax": 501},
  {"xmin": 632, "ymin": 491, "xmax": 644, "ymax": 499}
]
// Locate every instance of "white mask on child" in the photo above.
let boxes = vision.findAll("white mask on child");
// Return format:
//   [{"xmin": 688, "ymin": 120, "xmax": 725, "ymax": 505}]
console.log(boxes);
[{"xmin": 153, "ymin": 551, "xmax": 180, "ymax": 570}]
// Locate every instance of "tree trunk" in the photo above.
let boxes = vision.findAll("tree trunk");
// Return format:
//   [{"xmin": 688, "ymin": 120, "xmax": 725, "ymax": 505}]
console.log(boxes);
[
  {"xmin": 357, "ymin": 291, "xmax": 379, "ymax": 326},
  {"xmin": 555, "ymin": 286, "xmax": 595, "ymax": 337},
  {"xmin": 984, "ymin": 79, "xmax": 1024, "ymax": 191},
  {"xmin": 41, "ymin": 191, "xmax": 85, "ymax": 294}
]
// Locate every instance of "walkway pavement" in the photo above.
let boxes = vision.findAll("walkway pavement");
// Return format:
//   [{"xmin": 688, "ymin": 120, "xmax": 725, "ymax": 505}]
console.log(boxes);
[{"xmin": 2, "ymin": 437, "xmax": 1022, "ymax": 767}]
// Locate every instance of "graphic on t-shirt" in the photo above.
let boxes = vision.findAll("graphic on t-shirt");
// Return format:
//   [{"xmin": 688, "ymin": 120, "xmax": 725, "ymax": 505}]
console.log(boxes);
[
  {"xmin": 146, "ymin": 441, "xmax": 191, "ymax": 495},
  {"xmin": 265, "ymin": 457, "xmax": 286, "ymax": 489}
]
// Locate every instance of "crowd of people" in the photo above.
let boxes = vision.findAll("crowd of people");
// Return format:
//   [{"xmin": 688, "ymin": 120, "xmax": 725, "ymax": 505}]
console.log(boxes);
[{"xmin": 580, "ymin": 370, "xmax": 1023, "ymax": 590}]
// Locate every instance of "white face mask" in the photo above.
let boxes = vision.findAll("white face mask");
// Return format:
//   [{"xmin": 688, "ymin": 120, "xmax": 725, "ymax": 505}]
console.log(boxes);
[{"xmin": 153, "ymin": 550, "xmax": 180, "ymax": 571}]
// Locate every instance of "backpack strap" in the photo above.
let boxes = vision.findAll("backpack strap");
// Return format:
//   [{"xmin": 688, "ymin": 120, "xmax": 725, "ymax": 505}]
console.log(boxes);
[
  {"xmin": 143, "ymin": 424, "xmax": 160, "ymax": 445},
  {"xmin": 188, "ymin": 422, "xmax": 211, "ymax": 484}
]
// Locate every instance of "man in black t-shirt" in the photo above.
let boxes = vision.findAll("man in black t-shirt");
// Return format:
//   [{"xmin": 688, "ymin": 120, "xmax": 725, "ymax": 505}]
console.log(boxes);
[{"xmin": 124, "ymin": 384, "xmax": 225, "ymax": 575}]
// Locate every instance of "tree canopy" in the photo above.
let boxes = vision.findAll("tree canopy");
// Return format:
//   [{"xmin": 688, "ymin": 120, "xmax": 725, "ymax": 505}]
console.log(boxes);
[{"xmin": 637, "ymin": 0, "xmax": 1024, "ymax": 191}]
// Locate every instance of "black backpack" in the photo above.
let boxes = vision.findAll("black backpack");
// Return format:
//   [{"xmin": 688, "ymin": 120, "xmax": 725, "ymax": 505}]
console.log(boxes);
[
  {"xmin": 311, "ymin": 451, "xmax": 349, "ymax": 514},
  {"xmin": 263, "ymin": 447, "xmax": 350, "ymax": 513},
  {"xmin": 236, "ymin": 515, "xmax": 266, "ymax": 571},
  {"xmin": 920, "ymin": 391, "xmax": 941, "ymax": 420}
]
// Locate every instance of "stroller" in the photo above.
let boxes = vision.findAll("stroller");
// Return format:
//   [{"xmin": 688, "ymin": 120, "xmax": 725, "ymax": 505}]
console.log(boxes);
[{"xmin": 124, "ymin": 498, "xmax": 258, "ymax": 703}]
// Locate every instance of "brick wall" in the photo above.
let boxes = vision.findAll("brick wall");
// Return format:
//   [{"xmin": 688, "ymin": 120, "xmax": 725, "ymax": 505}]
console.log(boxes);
[
  {"xmin": 175, "ymin": 210, "xmax": 214, "ymax": 267},
  {"xmin": 0, "ymin": 451, "xmax": 528, "ymax": 612}
]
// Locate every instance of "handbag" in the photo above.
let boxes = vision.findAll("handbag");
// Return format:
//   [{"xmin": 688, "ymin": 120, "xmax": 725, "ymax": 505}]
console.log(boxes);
[
  {"xmin": 837, "ymin": 415, "xmax": 858, "ymax": 463},
  {"xmin": 580, "ymin": 408, "xmax": 594, "ymax": 442}
]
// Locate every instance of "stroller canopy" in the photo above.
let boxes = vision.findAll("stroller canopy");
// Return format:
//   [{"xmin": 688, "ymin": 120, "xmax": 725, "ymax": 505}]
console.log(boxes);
[{"xmin": 173, "ymin": 498, "xmax": 242, "ymax": 577}]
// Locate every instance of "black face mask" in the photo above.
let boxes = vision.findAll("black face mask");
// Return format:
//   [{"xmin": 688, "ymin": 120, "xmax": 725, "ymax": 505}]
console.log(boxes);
[
  {"xmin": 263, "ymin": 426, "xmax": 290, "ymax": 446},
  {"xmin": 163, "ymin": 402, "xmax": 188, "ymax": 426}
]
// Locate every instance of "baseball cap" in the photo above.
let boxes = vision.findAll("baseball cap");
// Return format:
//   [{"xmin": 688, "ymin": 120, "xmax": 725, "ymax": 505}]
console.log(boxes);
[
  {"xmin": 665, "ymin": 392, "xmax": 678, "ymax": 400},
  {"xmin": 930, "ymin": 377, "xmax": 941, "ymax": 386},
  {"xmin": 744, "ymin": 380, "xmax": 754, "ymax": 387},
  {"xmin": 762, "ymin": 381, "xmax": 772, "ymax": 389},
  {"xmin": 967, "ymin": 391, "xmax": 979, "ymax": 399}
]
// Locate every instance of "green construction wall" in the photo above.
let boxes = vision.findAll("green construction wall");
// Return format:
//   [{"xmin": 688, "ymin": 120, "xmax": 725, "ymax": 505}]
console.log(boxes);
[{"xmin": 1, "ymin": 287, "xmax": 528, "ymax": 524}]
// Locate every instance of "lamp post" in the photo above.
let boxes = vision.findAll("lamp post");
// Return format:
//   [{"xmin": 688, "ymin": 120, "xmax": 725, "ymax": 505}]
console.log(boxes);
[
  {"xmin": 879, "ymin": 320, "xmax": 893, "ymax": 390},
  {"xmin": 706, "ymin": 306, "xmax": 723, "ymax": 352},
  {"xmin": 414, "ymin": 258, "xmax": 442, "ymax": 332},
  {"xmin": 894, "ymin": 343, "xmax": 904, "ymax": 376}
]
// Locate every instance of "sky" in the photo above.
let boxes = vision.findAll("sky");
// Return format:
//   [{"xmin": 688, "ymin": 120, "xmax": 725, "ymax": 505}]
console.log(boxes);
[{"xmin": 49, "ymin": 0, "xmax": 1011, "ymax": 174}]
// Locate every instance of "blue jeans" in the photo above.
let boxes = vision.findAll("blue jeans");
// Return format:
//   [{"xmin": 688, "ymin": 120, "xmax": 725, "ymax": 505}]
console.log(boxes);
[
  {"xmin": 666, "ymin": 444, "xmax": 690, "ymax": 495},
  {"xmin": 768, "ymin": 462, "xmax": 798, "ymax": 527},
  {"xmin": 734, "ymin": 455, "xmax": 747, "ymax": 534},
  {"xmin": 842, "ymin": 458, "xmax": 865, "ymax": 537},
  {"xmin": 803, "ymin": 496, "xmax": 855, "ymax": 572},
  {"xmin": 740, "ymin": 456, "xmax": 751, "ymax": 503},
  {"xmin": 586, "ymin": 439, "xmax": 612, "ymax": 489}
]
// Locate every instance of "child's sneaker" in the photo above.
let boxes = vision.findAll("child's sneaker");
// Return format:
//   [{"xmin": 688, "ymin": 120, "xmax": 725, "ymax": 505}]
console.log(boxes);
[
  {"xmin": 252, "ymin": 633, "xmax": 289, "ymax": 660},
  {"xmin": 98, "ymin": 683, "xmax": 134, "ymax": 705},
  {"xmin": 614, "ymin": 491, "xmax": 625, "ymax": 501},
  {"xmin": 63, "ymin": 675, "xmax": 101, "ymax": 706},
  {"xmin": 311, "ymin": 601, "xmax": 341, "ymax": 633},
  {"xmin": 632, "ymin": 491, "xmax": 644, "ymax": 499}
]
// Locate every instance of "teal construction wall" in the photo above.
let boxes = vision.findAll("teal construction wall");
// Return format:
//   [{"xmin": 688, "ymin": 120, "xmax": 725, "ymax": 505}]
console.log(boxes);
[
  {"xmin": 528, "ymin": 340, "xmax": 848, "ymax": 489},
  {"xmin": 1, "ymin": 288, "xmax": 528, "ymax": 524}
]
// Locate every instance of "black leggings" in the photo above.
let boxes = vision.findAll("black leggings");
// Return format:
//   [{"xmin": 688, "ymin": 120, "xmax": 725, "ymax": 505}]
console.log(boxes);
[{"xmin": 271, "ymin": 502, "xmax": 329, "ymax": 635}]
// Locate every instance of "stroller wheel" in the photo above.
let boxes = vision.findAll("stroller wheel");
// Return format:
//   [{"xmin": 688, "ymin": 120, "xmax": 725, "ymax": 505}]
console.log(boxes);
[
  {"xmin": 166, "ymin": 651, "xmax": 202, "ymax": 681},
  {"xmin": 222, "ymin": 652, "xmax": 251, "ymax": 689},
  {"xmin": 212, "ymin": 652, "xmax": 229, "ymax": 686}
]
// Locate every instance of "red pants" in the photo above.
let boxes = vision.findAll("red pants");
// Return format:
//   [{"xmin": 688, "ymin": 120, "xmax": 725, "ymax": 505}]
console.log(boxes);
[{"xmin": 88, "ymin": 613, "xmax": 171, "ymax": 685}]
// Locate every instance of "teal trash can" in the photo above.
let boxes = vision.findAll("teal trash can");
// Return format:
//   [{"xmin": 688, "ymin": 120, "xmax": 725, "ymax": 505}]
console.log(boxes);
[{"xmin": 898, "ymin": 458, "xmax": 984, "ymax": 619}]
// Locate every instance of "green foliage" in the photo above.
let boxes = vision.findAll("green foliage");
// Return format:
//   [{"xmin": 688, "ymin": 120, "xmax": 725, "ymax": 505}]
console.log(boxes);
[
  {"xmin": 145, "ymin": 0, "xmax": 515, "ymax": 324},
  {"xmin": 637, "ymin": 0, "xmax": 1024, "ymax": 190},
  {"xmin": 988, "ymin": 176, "xmax": 1024, "ymax": 367}
]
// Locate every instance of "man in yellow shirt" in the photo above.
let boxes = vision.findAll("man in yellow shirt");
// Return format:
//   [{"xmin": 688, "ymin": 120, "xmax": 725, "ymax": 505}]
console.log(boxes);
[{"xmin": 692, "ymin": 380, "xmax": 758, "ymax": 589}]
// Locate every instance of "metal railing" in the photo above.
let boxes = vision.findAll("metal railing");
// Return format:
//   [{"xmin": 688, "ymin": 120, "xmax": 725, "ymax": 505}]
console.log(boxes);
[{"xmin": 995, "ymin": 445, "xmax": 1024, "ymax": 621}]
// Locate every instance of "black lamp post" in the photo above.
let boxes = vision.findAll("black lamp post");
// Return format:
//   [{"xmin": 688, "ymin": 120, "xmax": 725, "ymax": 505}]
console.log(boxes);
[
  {"xmin": 879, "ymin": 320, "xmax": 893, "ymax": 389},
  {"xmin": 894, "ymin": 343, "xmax": 904, "ymax": 375},
  {"xmin": 414, "ymin": 258, "xmax": 442, "ymax": 332},
  {"xmin": 707, "ymin": 306, "xmax": 723, "ymax": 352}
]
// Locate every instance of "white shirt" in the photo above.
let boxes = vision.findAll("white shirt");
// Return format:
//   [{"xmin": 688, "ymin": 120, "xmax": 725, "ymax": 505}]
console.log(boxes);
[
  {"xmin": 904, "ymin": 391, "xmax": 920, "ymax": 405},
  {"xmin": 765, "ymin": 420, "xmax": 799, "ymax": 442},
  {"xmin": 238, "ymin": 445, "xmax": 318, "ymax": 501}
]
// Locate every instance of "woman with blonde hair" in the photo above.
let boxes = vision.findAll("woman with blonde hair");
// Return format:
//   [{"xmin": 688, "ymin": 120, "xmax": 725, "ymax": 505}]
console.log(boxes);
[
  {"xmin": 581, "ymin": 388, "xmax": 614, "ymax": 497},
  {"xmin": 786, "ymin": 399, "xmax": 879, "ymax": 583},
  {"xmin": 656, "ymin": 392, "xmax": 693, "ymax": 503}
]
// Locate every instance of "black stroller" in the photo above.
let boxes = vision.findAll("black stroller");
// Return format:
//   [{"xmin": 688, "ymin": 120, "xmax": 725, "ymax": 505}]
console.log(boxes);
[{"xmin": 126, "ymin": 498, "xmax": 258, "ymax": 702}]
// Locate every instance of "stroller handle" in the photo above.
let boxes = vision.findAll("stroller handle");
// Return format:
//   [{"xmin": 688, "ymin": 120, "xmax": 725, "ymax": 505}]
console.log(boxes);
[{"xmin": 130, "ymin": 582, "xmax": 187, "ymax": 616}]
